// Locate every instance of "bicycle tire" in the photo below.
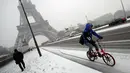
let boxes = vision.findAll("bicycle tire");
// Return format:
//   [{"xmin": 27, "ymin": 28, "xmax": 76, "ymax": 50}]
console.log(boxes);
[
  {"xmin": 102, "ymin": 53, "xmax": 116, "ymax": 66},
  {"xmin": 86, "ymin": 50, "xmax": 96, "ymax": 61}
]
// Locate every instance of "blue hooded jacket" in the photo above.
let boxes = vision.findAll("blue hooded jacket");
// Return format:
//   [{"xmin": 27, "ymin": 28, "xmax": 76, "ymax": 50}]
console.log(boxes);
[{"xmin": 83, "ymin": 23, "xmax": 102, "ymax": 43}]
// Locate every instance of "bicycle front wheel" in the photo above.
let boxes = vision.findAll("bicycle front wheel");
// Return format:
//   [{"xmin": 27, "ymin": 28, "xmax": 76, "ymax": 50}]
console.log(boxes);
[{"xmin": 102, "ymin": 53, "xmax": 116, "ymax": 66}]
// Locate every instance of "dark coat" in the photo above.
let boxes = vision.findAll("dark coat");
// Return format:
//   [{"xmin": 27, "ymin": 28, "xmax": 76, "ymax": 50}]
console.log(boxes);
[{"xmin": 13, "ymin": 51, "xmax": 24, "ymax": 64}]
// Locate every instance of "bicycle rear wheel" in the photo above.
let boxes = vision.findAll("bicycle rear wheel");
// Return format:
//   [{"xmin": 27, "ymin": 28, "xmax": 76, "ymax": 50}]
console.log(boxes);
[
  {"xmin": 102, "ymin": 53, "xmax": 116, "ymax": 66},
  {"xmin": 86, "ymin": 50, "xmax": 96, "ymax": 61}
]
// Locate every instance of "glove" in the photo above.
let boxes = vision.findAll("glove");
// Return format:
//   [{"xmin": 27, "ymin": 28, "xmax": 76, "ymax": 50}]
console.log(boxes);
[{"xmin": 99, "ymin": 36, "xmax": 103, "ymax": 39}]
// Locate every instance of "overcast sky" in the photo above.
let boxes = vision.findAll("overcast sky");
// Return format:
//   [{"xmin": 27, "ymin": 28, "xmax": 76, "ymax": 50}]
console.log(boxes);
[{"xmin": 0, "ymin": 0, "xmax": 130, "ymax": 47}]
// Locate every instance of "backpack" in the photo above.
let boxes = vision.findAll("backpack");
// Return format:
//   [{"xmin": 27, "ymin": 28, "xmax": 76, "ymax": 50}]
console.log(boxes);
[{"xmin": 79, "ymin": 34, "xmax": 84, "ymax": 45}]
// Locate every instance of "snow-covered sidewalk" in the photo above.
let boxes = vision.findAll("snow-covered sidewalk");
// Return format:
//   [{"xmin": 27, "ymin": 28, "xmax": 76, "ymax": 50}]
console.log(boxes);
[{"xmin": 0, "ymin": 49, "xmax": 102, "ymax": 73}]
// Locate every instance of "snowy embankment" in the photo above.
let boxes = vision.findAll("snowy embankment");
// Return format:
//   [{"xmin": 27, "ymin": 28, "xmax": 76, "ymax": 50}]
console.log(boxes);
[{"xmin": 43, "ymin": 46, "xmax": 130, "ymax": 73}]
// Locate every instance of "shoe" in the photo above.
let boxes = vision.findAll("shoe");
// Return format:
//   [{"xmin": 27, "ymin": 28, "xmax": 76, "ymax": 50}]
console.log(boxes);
[
  {"xmin": 21, "ymin": 70, "xmax": 24, "ymax": 72},
  {"xmin": 97, "ymin": 52, "xmax": 102, "ymax": 57},
  {"xmin": 21, "ymin": 68, "xmax": 24, "ymax": 72}
]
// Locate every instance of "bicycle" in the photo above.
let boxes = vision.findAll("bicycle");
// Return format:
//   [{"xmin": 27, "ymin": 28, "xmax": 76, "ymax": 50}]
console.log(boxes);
[{"xmin": 86, "ymin": 39, "xmax": 116, "ymax": 66}]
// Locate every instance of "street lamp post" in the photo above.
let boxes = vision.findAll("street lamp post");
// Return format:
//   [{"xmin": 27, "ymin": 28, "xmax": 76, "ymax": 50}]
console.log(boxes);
[
  {"xmin": 19, "ymin": 0, "xmax": 42, "ymax": 57},
  {"xmin": 85, "ymin": 15, "xmax": 88, "ymax": 23},
  {"xmin": 120, "ymin": 0, "xmax": 127, "ymax": 19}
]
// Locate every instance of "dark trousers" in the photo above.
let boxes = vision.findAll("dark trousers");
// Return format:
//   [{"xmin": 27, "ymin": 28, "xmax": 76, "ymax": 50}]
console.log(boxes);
[
  {"xmin": 17, "ymin": 60, "xmax": 25, "ymax": 71},
  {"xmin": 84, "ymin": 40, "xmax": 99, "ymax": 51},
  {"xmin": 90, "ymin": 41, "xmax": 99, "ymax": 51}
]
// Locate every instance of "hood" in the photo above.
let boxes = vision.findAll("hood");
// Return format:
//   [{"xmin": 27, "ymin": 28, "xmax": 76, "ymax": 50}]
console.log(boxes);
[{"xmin": 84, "ymin": 23, "xmax": 93, "ymax": 32}]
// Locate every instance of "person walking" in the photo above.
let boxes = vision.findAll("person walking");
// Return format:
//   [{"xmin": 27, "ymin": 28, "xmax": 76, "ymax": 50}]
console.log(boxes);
[{"xmin": 13, "ymin": 49, "xmax": 26, "ymax": 71}]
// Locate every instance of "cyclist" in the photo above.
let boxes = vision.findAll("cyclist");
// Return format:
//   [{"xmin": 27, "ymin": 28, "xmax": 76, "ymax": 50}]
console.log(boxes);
[{"xmin": 82, "ymin": 23, "xmax": 103, "ymax": 57}]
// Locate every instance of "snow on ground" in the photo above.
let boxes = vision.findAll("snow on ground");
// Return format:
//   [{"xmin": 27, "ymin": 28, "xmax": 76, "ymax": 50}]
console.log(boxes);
[
  {"xmin": 0, "ymin": 49, "xmax": 102, "ymax": 73},
  {"xmin": 55, "ymin": 47, "xmax": 130, "ymax": 73}
]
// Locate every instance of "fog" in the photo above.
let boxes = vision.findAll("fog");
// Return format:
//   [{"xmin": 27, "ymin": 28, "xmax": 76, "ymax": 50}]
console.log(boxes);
[{"xmin": 0, "ymin": 0, "xmax": 130, "ymax": 47}]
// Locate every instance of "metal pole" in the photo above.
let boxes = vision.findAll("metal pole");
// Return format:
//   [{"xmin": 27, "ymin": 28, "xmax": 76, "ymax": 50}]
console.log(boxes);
[
  {"xmin": 120, "ymin": 0, "xmax": 127, "ymax": 19},
  {"xmin": 85, "ymin": 15, "xmax": 88, "ymax": 23},
  {"xmin": 19, "ymin": 0, "xmax": 42, "ymax": 57}
]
